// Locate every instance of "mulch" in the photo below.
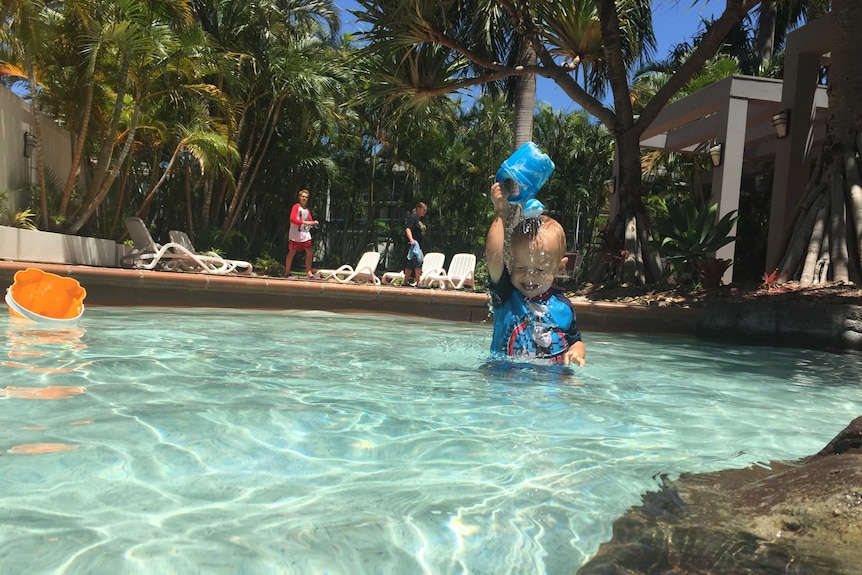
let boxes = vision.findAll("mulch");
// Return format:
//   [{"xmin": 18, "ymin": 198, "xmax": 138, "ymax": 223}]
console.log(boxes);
[{"xmin": 566, "ymin": 281, "xmax": 862, "ymax": 308}]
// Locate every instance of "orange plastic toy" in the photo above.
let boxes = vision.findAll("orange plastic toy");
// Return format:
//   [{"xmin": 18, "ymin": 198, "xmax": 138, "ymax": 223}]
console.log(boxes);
[{"xmin": 5, "ymin": 268, "xmax": 87, "ymax": 323}]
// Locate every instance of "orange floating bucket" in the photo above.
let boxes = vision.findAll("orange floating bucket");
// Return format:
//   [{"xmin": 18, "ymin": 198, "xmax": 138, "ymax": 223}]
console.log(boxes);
[{"xmin": 5, "ymin": 268, "xmax": 87, "ymax": 325}]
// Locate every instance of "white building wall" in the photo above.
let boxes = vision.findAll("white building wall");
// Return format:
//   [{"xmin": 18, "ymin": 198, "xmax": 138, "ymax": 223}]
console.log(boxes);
[{"xmin": 0, "ymin": 85, "xmax": 73, "ymax": 215}]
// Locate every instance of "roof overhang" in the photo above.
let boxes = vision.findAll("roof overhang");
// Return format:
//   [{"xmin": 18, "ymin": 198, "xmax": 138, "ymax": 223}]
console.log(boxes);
[{"xmin": 640, "ymin": 75, "xmax": 829, "ymax": 164}]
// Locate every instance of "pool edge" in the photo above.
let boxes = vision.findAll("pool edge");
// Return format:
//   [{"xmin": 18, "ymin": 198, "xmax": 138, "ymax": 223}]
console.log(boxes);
[{"xmin": 0, "ymin": 261, "xmax": 702, "ymax": 337}]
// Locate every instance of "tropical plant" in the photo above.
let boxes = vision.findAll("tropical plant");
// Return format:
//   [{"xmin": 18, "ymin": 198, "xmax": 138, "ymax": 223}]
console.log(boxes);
[
  {"xmin": 692, "ymin": 257, "xmax": 733, "ymax": 288},
  {"xmin": 253, "ymin": 254, "xmax": 285, "ymax": 277},
  {"xmin": 761, "ymin": 267, "xmax": 787, "ymax": 290},
  {"xmin": 0, "ymin": 190, "xmax": 36, "ymax": 229},
  {"xmin": 652, "ymin": 198, "xmax": 739, "ymax": 284},
  {"xmin": 354, "ymin": 0, "xmax": 761, "ymax": 285}
]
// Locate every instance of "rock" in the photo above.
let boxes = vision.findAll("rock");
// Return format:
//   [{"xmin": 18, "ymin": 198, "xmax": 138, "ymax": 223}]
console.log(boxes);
[
  {"xmin": 578, "ymin": 416, "xmax": 862, "ymax": 575},
  {"xmin": 697, "ymin": 301, "xmax": 862, "ymax": 352}
]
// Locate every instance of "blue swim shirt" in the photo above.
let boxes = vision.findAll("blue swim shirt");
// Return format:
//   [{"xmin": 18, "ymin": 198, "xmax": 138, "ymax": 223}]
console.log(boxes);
[{"xmin": 488, "ymin": 269, "xmax": 582, "ymax": 362}]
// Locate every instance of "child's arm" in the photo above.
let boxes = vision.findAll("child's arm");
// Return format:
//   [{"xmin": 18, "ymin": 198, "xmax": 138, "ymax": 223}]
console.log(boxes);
[
  {"xmin": 486, "ymin": 182, "xmax": 509, "ymax": 285},
  {"xmin": 562, "ymin": 340, "xmax": 586, "ymax": 367}
]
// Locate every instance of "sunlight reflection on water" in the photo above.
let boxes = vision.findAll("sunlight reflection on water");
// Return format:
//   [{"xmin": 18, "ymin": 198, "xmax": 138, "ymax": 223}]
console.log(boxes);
[{"xmin": 1, "ymin": 308, "xmax": 861, "ymax": 574}]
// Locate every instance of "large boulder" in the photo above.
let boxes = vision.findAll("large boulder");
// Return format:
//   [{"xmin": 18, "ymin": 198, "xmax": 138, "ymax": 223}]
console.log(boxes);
[{"xmin": 579, "ymin": 416, "xmax": 862, "ymax": 574}]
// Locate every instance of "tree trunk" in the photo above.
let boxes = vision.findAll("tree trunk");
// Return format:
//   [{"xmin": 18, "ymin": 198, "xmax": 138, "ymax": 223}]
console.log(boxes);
[
  {"xmin": 776, "ymin": 0, "xmax": 862, "ymax": 284},
  {"xmin": 513, "ymin": 43, "xmax": 536, "ymax": 149},
  {"xmin": 66, "ymin": 92, "xmax": 142, "ymax": 234},
  {"xmin": 185, "ymin": 159, "xmax": 194, "ymax": 232},
  {"xmin": 26, "ymin": 57, "xmax": 49, "ymax": 230},
  {"xmin": 799, "ymin": 194, "xmax": 827, "ymax": 283},
  {"xmin": 135, "ymin": 143, "xmax": 183, "ymax": 219},
  {"xmin": 613, "ymin": 129, "xmax": 662, "ymax": 284},
  {"xmin": 755, "ymin": 1, "xmax": 777, "ymax": 73},
  {"xmin": 222, "ymin": 96, "xmax": 282, "ymax": 236},
  {"xmin": 506, "ymin": 42, "xmax": 537, "ymax": 238},
  {"xmin": 589, "ymin": 0, "xmax": 755, "ymax": 286},
  {"xmin": 59, "ymin": 36, "xmax": 102, "ymax": 217}
]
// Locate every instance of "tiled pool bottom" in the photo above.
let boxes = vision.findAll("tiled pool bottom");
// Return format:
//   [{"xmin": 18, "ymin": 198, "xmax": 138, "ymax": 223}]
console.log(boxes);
[{"xmin": 2, "ymin": 307, "xmax": 861, "ymax": 574}]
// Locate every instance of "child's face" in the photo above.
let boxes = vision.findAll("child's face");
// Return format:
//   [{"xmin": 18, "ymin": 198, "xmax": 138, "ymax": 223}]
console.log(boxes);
[{"xmin": 507, "ymin": 235, "xmax": 564, "ymax": 299}]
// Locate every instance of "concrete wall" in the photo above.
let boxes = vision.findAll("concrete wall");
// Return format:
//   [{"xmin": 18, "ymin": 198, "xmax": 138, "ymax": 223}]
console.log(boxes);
[
  {"xmin": 0, "ymin": 85, "xmax": 73, "ymax": 216},
  {"xmin": 0, "ymin": 225, "xmax": 123, "ymax": 267},
  {"xmin": 0, "ymin": 87, "xmax": 113, "ymax": 267}
]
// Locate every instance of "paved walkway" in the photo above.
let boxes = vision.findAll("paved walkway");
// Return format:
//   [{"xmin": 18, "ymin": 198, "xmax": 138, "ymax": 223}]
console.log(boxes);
[{"xmin": 0, "ymin": 261, "xmax": 702, "ymax": 337}]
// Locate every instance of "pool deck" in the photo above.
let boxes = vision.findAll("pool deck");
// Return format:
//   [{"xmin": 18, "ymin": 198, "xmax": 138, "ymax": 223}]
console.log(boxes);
[{"xmin": 0, "ymin": 261, "xmax": 701, "ymax": 337}]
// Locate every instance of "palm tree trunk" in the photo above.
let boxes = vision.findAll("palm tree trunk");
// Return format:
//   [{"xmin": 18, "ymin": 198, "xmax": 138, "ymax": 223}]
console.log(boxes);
[
  {"xmin": 512, "ymin": 44, "xmax": 536, "ymax": 149},
  {"xmin": 222, "ymin": 96, "xmax": 282, "ymax": 235},
  {"xmin": 67, "ymin": 94, "xmax": 142, "ymax": 234},
  {"xmin": 614, "ymin": 129, "xmax": 662, "ymax": 284},
  {"xmin": 136, "ymin": 143, "xmax": 183, "ymax": 219},
  {"xmin": 755, "ymin": 1, "xmax": 777, "ymax": 73},
  {"xmin": 25, "ymin": 57, "xmax": 49, "ymax": 230},
  {"xmin": 185, "ymin": 159, "xmax": 194, "ymax": 232},
  {"xmin": 59, "ymin": 36, "xmax": 101, "ymax": 217}
]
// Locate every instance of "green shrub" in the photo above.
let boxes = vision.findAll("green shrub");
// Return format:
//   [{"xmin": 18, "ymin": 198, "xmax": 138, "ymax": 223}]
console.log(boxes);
[
  {"xmin": 254, "ymin": 255, "xmax": 283, "ymax": 277},
  {"xmin": 653, "ymin": 198, "xmax": 738, "ymax": 285}
]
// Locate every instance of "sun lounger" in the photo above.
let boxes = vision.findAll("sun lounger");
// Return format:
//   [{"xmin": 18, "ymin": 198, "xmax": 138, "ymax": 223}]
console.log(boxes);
[
  {"xmin": 318, "ymin": 251, "xmax": 381, "ymax": 284},
  {"xmin": 381, "ymin": 252, "xmax": 446, "ymax": 286},
  {"xmin": 423, "ymin": 253, "xmax": 476, "ymax": 290},
  {"xmin": 120, "ymin": 217, "xmax": 252, "ymax": 274},
  {"xmin": 168, "ymin": 230, "xmax": 253, "ymax": 274}
]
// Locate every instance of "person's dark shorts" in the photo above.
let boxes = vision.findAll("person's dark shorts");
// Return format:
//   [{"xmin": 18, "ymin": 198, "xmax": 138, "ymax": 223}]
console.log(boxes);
[{"xmin": 406, "ymin": 251, "xmax": 422, "ymax": 271}]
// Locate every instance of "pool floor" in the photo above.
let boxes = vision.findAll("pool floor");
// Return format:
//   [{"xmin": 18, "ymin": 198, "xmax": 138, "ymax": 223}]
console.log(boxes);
[{"xmin": 2, "ymin": 308, "xmax": 860, "ymax": 574}]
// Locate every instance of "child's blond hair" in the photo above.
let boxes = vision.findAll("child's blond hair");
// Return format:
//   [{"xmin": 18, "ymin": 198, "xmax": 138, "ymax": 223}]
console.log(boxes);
[{"xmin": 510, "ymin": 216, "xmax": 566, "ymax": 257}]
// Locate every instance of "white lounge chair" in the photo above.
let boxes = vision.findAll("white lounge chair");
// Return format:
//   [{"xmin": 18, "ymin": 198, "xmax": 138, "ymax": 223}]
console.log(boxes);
[
  {"xmin": 424, "ymin": 253, "xmax": 477, "ymax": 290},
  {"xmin": 381, "ymin": 252, "xmax": 447, "ymax": 286},
  {"xmin": 169, "ymin": 230, "xmax": 253, "ymax": 274},
  {"xmin": 120, "ymin": 217, "xmax": 252, "ymax": 274},
  {"xmin": 318, "ymin": 251, "xmax": 381, "ymax": 284}
]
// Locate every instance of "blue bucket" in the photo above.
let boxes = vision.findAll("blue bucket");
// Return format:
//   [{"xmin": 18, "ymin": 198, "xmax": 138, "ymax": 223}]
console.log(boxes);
[{"xmin": 495, "ymin": 141, "xmax": 555, "ymax": 204}]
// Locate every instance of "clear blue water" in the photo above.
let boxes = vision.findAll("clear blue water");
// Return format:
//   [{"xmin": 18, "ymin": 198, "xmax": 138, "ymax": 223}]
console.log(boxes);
[{"xmin": 1, "ymin": 308, "xmax": 861, "ymax": 575}]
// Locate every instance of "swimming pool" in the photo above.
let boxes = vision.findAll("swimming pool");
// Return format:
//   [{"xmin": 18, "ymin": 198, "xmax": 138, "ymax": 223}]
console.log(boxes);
[{"xmin": 2, "ymin": 308, "xmax": 861, "ymax": 574}]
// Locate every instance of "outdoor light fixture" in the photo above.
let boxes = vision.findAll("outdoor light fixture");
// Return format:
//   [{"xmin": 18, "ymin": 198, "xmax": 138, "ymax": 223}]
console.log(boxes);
[
  {"xmin": 604, "ymin": 177, "xmax": 616, "ymax": 195},
  {"xmin": 23, "ymin": 131, "xmax": 37, "ymax": 158},
  {"xmin": 709, "ymin": 143, "xmax": 723, "ymax": 167},
  {"xmin": 772, "ymin": 109, "xmax": 790, "ymax": 139}
]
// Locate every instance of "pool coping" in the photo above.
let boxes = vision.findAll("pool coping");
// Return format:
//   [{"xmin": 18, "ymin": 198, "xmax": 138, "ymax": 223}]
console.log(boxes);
[{"xmin": 0, "ymin": 261, "xmax": 701, "ymax": 337}]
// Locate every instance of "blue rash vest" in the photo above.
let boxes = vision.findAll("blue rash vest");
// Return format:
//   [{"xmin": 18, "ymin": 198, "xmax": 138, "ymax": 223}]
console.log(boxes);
[{"xmin": 489, "ymin": 269, "xmax": 582, "ymax": 362}]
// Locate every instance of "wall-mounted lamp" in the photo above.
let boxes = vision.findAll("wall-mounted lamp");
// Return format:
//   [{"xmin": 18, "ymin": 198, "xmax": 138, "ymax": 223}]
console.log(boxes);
[
  {"xmin": 709, "ymin": 143, "xmax": 723, "ymax": 167},
  {"xmin": 23, "ymin": 131, "xmax": 37, "ymax": 158},
  {"xmin": 604, "ymin": 177, "xmax": 616, "ymax": 195},
  {"xmin": 772, "ymin": 109, "xmax": 790, "ymax": 139}
]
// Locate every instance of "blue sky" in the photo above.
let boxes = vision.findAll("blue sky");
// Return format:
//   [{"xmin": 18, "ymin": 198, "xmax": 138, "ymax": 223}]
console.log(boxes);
[{"xmin": 335, "ymin": 0, "xmax": 720, "ymax": 111}]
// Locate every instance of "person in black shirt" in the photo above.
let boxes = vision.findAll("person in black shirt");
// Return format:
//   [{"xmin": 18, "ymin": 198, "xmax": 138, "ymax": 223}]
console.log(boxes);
[{"xmin": 403, "ymin": 202, "xmax": 427, "ymax": 286}]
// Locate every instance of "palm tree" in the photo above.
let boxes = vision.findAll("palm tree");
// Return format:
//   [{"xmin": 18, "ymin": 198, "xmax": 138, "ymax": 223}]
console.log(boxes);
[
  {"xmin": 533, "ymin": 103, "xmax": 612, "ymax": 252},
  {"xmin": 189, "ymin": 0, "xmax": 343, "ymax": 237},
  {"xmin": 10, "ymin": 0, "xmax": 201, "ymax": 234},
  {"xmin": 355, "ymin": 0, "xmax": 760, "ymax": 284},
  {"xmin": 134, "ymin": 125, "xmax": 239, "ymax": 221},
  {"xmin": 755, "ymin": 0, "xmax": 831, "ymax": 73}
]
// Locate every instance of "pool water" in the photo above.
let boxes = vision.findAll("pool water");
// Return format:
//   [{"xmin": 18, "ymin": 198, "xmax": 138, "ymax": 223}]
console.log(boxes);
[{"xmin": 2, "ymin": 308, "xmax": 861, "ymax": 574}]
